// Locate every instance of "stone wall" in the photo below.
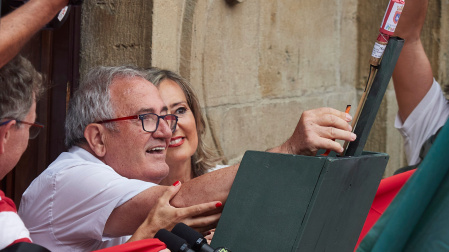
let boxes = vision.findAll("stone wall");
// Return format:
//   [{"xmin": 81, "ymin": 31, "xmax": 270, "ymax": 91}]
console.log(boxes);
[{"xmin": 80, "ymin": 0, "xmax": 449, "ymax": 177}]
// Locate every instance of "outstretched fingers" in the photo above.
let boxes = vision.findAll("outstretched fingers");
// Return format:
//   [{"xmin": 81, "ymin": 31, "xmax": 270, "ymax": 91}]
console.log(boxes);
[
  {"xmin": 313, "ymin": 108, "xmax": 356, "ymax": 153},
  {"xmin": 184, "ymin": 212, "xmax": 222, "ymax": 233},
  {"xmin": 177, "ymin": 201, "xmax": 222, "ymax": 230}
]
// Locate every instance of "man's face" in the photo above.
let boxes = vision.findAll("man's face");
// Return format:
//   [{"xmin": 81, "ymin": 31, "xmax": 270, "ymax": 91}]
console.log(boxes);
[
  {"xmin": 0, "ymin": 99, "xmax": 36, "ymax": 179},
  {"xmin": 102, "ymin": 77, "xmax": 172, "ymax": 183}
]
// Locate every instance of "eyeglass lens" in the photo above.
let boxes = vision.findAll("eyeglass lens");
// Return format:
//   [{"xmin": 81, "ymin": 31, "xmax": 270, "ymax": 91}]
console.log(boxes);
[
  {"xmin": 142, "ymin": 114, "xmax": 177, "ymax": 133},
  {"xmin": 16, "ymin": 120, "xmax": 43, "ymax": 140},
  {"xmin": 29, "ymin": 125, "xmax": 42, "ymax": 139}
]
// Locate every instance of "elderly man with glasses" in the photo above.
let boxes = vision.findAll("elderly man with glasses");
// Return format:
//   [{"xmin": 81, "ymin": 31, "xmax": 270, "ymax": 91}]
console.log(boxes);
[
  {"xmin": 19, "ymin": 65, "xmax": 355, "ymax": 251},
  {"xmin": 0, "ymin": 55, "xmax": 44, "ymax": 250},
  {"xmin": 0, "ymin": 57, "xmax": 177, "ymax": 252}
]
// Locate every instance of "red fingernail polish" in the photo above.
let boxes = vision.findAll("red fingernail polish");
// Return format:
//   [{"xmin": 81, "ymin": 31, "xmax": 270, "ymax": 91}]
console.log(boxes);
[
  {"xmin": 215, "ymin": 202, "xmax": 223, "ymax": 208},
  {"xmin": 172, "ymin": 181, "xmax": 180, "ymax": 186}
]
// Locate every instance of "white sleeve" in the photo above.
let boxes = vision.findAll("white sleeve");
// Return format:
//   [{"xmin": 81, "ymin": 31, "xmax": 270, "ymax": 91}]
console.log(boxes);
[
  {"xmin": 52, "ymin": 164, "xmax": 155, "ymax": 242},
  {"xmin": 395, "ymin": 79, "xmax": 449, "ymax": 165}
]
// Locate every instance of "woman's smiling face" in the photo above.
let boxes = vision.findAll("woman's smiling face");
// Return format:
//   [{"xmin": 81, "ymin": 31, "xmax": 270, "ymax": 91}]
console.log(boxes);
[{"xmin": 158, "ymin": 79, "xmax": 198, "ymax": 167}]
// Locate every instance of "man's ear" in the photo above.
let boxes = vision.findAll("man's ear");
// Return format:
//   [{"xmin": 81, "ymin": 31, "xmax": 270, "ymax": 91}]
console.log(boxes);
[
  {"xmin": 0, "ymin": 121, "xmax": 16, "ymax": 155},
  {"xmin": 84, "ymin": 123, "xmax": 107, "ymax": 158}
]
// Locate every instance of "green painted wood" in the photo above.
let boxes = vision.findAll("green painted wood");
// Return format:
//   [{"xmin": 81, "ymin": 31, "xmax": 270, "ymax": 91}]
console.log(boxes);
[
  {"xmin": 345, "ymin": 37, "xmax": 404, "ymax": 157},
  {"xmin": 212, "ymin": 151, "xmax": 388, "ymax": 252}
]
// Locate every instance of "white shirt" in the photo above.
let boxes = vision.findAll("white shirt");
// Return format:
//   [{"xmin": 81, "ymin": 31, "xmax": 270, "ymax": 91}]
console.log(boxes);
[
  {"xmin": 18, "ymin": 146, "xmax": 155, "ymax": 252},
  {"xmin": 207, "ymin": 164, "xmax": 229, "ymax": 173},
  {"xmin": 395, "ymin": 79, "xmax": 449, "ymax": 165}
]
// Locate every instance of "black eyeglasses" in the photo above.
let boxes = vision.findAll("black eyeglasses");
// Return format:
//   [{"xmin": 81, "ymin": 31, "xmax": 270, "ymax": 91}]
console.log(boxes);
[
  {"xmin": 96, "ymin": 113, "xmax": 178, "ymax": 133},
  {"xmin": 0, "ymin": 119, "xmax": 45, "ymax": 139}
]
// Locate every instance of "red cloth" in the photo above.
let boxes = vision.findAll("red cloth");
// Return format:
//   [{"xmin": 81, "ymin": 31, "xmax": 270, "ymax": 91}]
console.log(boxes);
[
  {"xmin": 354, "ymin": 169, "xmax": 416, "ymax": 250},
  {"xmin": 0, "ymin": 190, "xmax": 32, "ymax": 249},
  {"xmin": 94, "ymin": 238, "xmax": 166, "ymax": 252}
]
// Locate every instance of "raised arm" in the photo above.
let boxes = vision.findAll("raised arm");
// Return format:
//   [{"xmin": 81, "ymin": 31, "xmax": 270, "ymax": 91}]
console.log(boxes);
[
  {"xmin": 0, "ymin": 0, "xmax": 69, "ymax": 67},
  {"xmin": 172, "ymin": 107, "xmax": 354, "ymax": 206},
  {"xmin": 392, "ymin": 0, "xmax": 433, "ymax": 123}
]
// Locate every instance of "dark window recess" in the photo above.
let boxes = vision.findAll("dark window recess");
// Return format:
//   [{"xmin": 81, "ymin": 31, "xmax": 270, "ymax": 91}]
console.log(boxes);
[{"xmin": 0, "ymin": 3, "xmax": 81, "ymax": 207}]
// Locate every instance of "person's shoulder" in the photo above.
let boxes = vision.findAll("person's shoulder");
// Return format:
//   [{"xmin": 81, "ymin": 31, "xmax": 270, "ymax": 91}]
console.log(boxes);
[{"xmin": 46, "ymin": 146, "xmax": 109, "ymax": 173}]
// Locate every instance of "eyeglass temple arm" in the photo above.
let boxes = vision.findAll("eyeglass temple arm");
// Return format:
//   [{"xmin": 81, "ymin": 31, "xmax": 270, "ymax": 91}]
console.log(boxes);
[
  {"xmin": 96, "ymin": 115, "xmax": 139, "ymax": 124},
  {"xmin": 18, "ymin": 121, "xmax": 45, "ymax": 128}
]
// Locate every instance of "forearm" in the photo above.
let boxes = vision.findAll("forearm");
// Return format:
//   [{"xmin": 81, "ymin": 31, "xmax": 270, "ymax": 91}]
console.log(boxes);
[
  {"xmin": 392, "ymin": 0, "xmax": 433, "ymax": 122},
  {"xmin": 392, "ymin": 40, "xmax": 433, "ymax": 122},
  {"xmin": 171, "ymin": 165, "xmax": 239, "ymax": 207},
  {"xmin": 0, "ymin": 0, "xmax": 68, "ymax": 67}
]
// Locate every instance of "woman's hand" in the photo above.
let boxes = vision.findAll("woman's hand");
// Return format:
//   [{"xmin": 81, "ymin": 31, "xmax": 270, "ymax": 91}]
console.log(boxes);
[{"xmin": 128, "ymin": 181, "xmax": 222, "ymax": 242}]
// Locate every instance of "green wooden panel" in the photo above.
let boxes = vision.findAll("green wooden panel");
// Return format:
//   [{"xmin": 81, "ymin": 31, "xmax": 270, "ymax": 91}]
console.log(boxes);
[
  {"xmin": 212, "ymin": 151, "xmax": 388, "ymax": 252},
  {"xmin": 295, "ymin": 152, "xmax": 388, "ymax": 251},
  {"xmin": 346, "ymin": 37, "xmax": 404, "ymax": 157},
  {"xmin": 212, "ymin": 152, "xmax": 327, "ymax": 251}
]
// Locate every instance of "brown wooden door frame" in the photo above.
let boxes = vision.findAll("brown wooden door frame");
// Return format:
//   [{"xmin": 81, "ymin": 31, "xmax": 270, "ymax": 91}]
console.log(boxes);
[{"xmin": 0, "ymin": 4, "xmax": 81, "ymax": 207}]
